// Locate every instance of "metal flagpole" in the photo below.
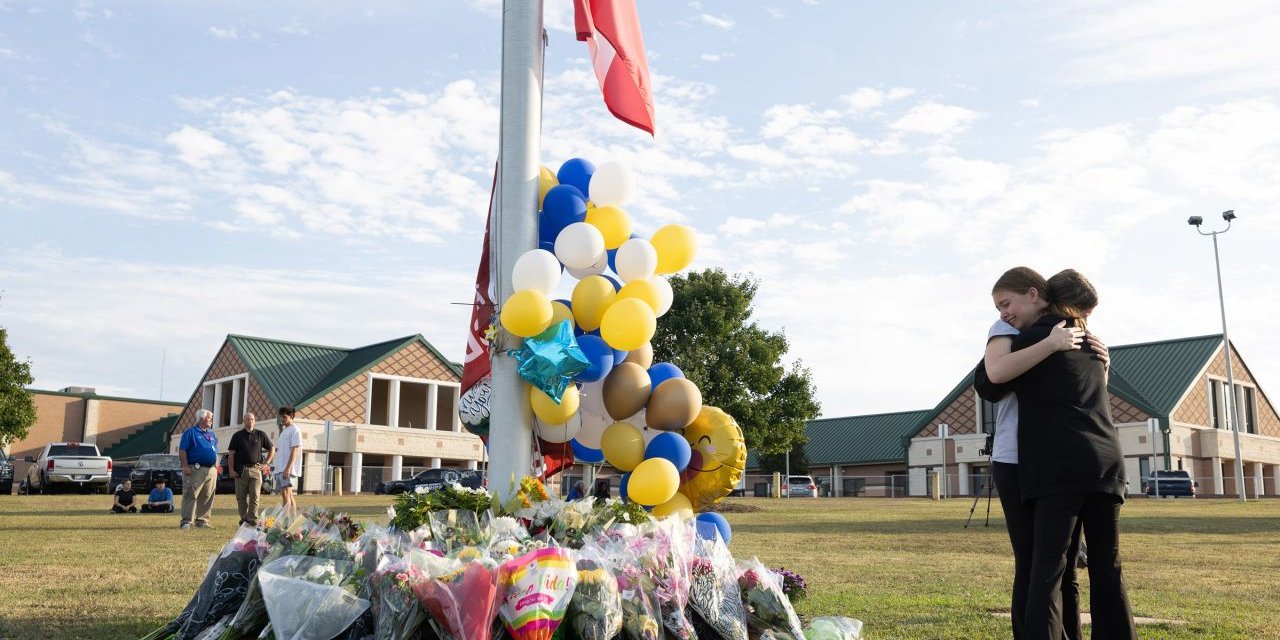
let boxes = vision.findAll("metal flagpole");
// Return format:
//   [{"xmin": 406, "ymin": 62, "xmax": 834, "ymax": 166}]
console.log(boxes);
[{"xmin": 488, "ymin": 0, "xmax": 544, "ymax": 503}]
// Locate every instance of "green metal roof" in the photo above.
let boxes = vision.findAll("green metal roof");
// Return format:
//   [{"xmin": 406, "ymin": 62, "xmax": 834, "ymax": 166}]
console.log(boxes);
[
  {"xmin": 103, "ymin": 414, "xmax": 179, "ymax": 459},
  {"xmin": 226, "ymin": 333, "xmax": 459, "ymax": 410},
  {"xmin": 1107, "ymin": 334, "xmax": 1223, "ymax": 415},
  {"xmin": 802, "ymin": 410, "xmax": 934, "ymax": 465}
]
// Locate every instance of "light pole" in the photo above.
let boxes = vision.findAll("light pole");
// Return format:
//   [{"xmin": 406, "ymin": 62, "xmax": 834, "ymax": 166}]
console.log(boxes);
[{"xmin": 1188, "ymin": 210, "xmax": 1246, "ymax": 502}]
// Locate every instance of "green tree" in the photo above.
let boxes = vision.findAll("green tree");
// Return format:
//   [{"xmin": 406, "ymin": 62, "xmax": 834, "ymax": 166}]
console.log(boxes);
[
  {"xmin": 651, "ymin": 269, "xmax": 820, "ymax": 457},
  {"xmin": 0, "ymin": 327, "xmax": 36, "ymax": 449}
]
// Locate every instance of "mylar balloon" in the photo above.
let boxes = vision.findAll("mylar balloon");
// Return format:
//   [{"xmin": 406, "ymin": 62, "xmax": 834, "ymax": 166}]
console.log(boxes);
[
  {"xmin": 585, "ymin": 205, "xmax": 632, "ymax": 250},
  {"xmin": 571, "ymin": 275, "xmax": 616, "ymax": 332},
  {"xmin": 557, "ymin": 158, "xmax": 596, "ymax": 197},
  {"xmin": 555, "ymin": 222, "xmax": 606, "ymax": 270},
  {"xmin": 588, "ymin": 160, "xmax": 636, "ymax": 207},
  {"xmin": 529, "ymin": 383, "xmax": 579, "ymax": 425},
  {"xmin": 599, "ymin": 298, "xmax": 656, "ymax": 352},
  {"xmin": 627, "ymin": 457, "xmax": 680, "ymax": 506},
  {"xmin": 500, "ymin": 289, "xmax": 553, "ymax": 338},
  {"xmin": 614, "ymin": 238, "xmax": 658, "ymax": 283},
  {"xmin": 601, "ymin": 421, "xmax": 646, "ymax": 472},
  {"xmin": 602, "ymin": 362, "xmax": 651, "ymax": 420},
  {"xmin": 509, "ymin": 320, "xmax": 590, "ymax": 403},
  {"xmin": 679, "ymin": 406, "xmax": 747, "ymax": 511},
  {"xmin": 512, "ymin": 249, "xmax": 560, "ymax": 294},
  {"xmin": 651, "ymin": 224, "xmax": 697, "ymax": 274},
  {"xmin": 645, "ymin": 377, "xmax": 702, "ymax": 431}
]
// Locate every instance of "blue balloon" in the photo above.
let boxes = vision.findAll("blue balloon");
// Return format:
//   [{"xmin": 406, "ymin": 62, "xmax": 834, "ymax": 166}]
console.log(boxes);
[
  {"xmin": 695, "ymin": 511, "xmax": 732, "ymax": 543},
  {"xmin": 575, "ymin": 334, "xmax": 616, "ymax": 383},
  {"xmin": 542, "ymin": 185, "xmax": 587, "ymax": 239},
  {"xmin": 619, "ymin": 471, "xmax": 631, "ymax": 501},
  {"xmin": 571, "ymin": 439, "xmax": 605, "ymax": 464},
  {"xmin": 606, "ymin": 248, "xmax": 618, "ymax": 274},
  {"xmin": 602, "ymin": 274, "xmax": 622, "ymax": 292},
  {"xmin": 557, "ymin": 158, "xmax": 596, "ymax": 198},
  {"xmin": 648, "ymin": 363, "xmax": 685, "ymax": 393},
  {"xmin": 612, "ymin": 348, "xmax": 629, "ymax": 364},
  {"xmin": 644, "ymin": 432, "xmax": 692, "ymax": 472}
]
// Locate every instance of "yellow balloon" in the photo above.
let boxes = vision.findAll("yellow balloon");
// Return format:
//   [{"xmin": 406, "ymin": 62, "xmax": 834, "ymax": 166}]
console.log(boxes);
[
  {"xmin": 600, "ymin": 298, "xmax": 656, "ymax": 351},
  {"xmin": 679, "ymin": 406, "xmax": 747, "ymax": 511},
  {"xmin": 585, "ymin": 205, "xmax": 633, "ymax": 250},
  {"xmin": 651, "ymin": 491, "xmax": 693, "ymax": 518},
  {"xmin": 529, "ymin": 384, "xmax": 580, "ymax": 425},
  {"xmin": 538, "ymin": 166, "xmax": 558, "ymax": 210},
  {"xmin": 616, "ymin": 279, "xmax": 661, "ymax": 313},
  {"xmin": 572, "ymin": 275, "xmax": 616, "ymax": 332},
  {"xmin": 500, "ymin": 289, "xmax": 553, "ymax": 338},
  {"xmin": 549, "ymin": 300, "xmax": 574, "ymax": 328},
  {"xmin": 651, "ymin": 224, "xmax": 697, "ymax": 275},
  {"xmin": 601, "ymin": 421, "xmax": 646, "ymax": 471},
  {"xmin": 628, "ymin": 457, "xmax": 681, "ymax": 506}
]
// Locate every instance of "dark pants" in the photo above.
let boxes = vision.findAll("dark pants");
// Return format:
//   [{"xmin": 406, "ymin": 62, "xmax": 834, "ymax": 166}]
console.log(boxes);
[
  {"xmin": 141, "ymin": 504, "xmax": 174, "ymax": 513},
  {"xmin": 1026, "ymin": 492, "xmax": 1136, "ymax": 640},
  {"xmin": 110, "ymin": 505, "xmax": 137, "ymax": 513},
  {"xmin": 993, "ymin": 462, "xmax": 1082, "ymax": 640}
]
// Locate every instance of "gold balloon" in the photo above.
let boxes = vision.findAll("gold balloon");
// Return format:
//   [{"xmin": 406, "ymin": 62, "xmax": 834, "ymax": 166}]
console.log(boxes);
[
  {"xmin": 617, "ymin": 278, "xmax": 661, "ymax": 313},
  {"xmin": 500, "ymin": 289, "xmax": 553, "ymax": 338},
  {"xmin": 601, "ymin": 421, "xmax": 646, "ymax": 472},
  {"xmin": 627, "ymin": 457, "xmax": 680, "ymax": 506},
  {"xmin": 572, "ymin": 275, "xmax": 616, "ymax": 332},
  {"xmin": 603, "ymin": 362, "xmax": 650, "ymax": 420},
  {"xmin": 651, "ymin": 224, "xmax": 697, "ymax": 275},
  {"xmin": 651, "ymin": 491, "xmax": 693, "ymax": 518},
  {"xmin": 645, "ymin": 377, "xmax": 703, "ymax": 431},
  {"xmin": 599, "ymin": 298, "xmax": 656, "ymax": 351},
  {"xmin": 538, "ymin": 166, "xmax": 558, "ymax": 209},
  {"xmin": 585, "ymin": 205, "xmax": 633, "ymax": 250},
  {"xmin": 529, "ymin": 384, "xmax": 579, "ymax": 425},
  {"xmin": 623, "ymin": 342, "xmax": 654, "ymax": 369},
  {"xmin": 549, "ymin": 300, "xmax": 574, "ymax": 329},
  {"xmin": 678, "ymin": 406, "xmax": 747, "ymax": 512}
]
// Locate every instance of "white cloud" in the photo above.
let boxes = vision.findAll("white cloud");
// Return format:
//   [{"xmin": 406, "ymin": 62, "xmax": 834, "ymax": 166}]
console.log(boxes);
[
  {"xmin": 889, "ymin": 101, "xmax": 980, "ymax": 136},
  {"xmin": 166, "ymin": 126, "xmax": 233, "ymax": 169},
  {"xmin": 1019, "ymin": 98, "xmax": 1040, "ymax": 108},
  {"xmin": 697, "ymin": 14, "xmax": 735, "ymax": 30},
  {"xmin": 699, "ymin": 53, "xmax": 734, "ymax": 63},
  {"xmin": 208, "ymin": 26, "xmax": 238, "ymax": 40},
  {"xmin": 843, "ymin": 87, "xmax": 915, "ymax": 112},
  {"xmin": 279, "ymin": 22, "xmax": 310, "ymax": 37}
]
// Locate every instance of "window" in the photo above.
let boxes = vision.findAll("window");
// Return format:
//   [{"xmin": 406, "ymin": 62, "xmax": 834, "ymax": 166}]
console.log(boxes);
[
  {"xmin": 201, "ymin": 374, "xmax": 248, "ymax": 429},
  {"xmin": 1208, "ymin": 377, "xmax": 1259, "ymax": 433},
  {"xmin": 1139, "ymin": 457, "xmax": 1151, "ymax": 487},
  {"xmin": 366, "ymin": 375, "xmax": 462, "ymax": 430},
  {"xmin": 399, "ymin": 382, "xmax": 429, "ymax": 429},
  {"xmin": 980, "ymin": 399, "xmax": 998, "ymax": 435},
  {"xmin": 1208, "ymin": 379, "xmax": 1223, "ymax": 429},
  {"xmin": 1240, "ymin": 386, "xmax": 1257, "ymax": 435}
]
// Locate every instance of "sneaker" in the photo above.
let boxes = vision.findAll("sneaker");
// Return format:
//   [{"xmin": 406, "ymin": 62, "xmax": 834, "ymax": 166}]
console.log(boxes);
[
  {"xmin": 179, "ymin": 523, "xmax": 192, "ymax": 530},
  {"xmin": 195, "ymin": 522, "xmax": 214, "ymax": 529}
]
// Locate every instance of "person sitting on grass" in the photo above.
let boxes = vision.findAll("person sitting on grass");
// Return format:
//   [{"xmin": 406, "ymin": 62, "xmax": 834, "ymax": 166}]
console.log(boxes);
[
  {"xmin": 141, "ymin": 479, "xmax": 175, "ymax": 513},
  {"xmin": 110, "ymin": 479, "xmax": 138, "ymax": 513}
]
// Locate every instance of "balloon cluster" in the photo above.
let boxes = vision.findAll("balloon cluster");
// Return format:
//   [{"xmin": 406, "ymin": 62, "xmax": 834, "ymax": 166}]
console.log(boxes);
[{"xmin": 497, "ymin": 158, "xmax": 741, "ymax": 528}]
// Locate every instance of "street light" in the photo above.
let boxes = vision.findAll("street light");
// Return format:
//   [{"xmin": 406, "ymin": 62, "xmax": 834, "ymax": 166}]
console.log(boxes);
[{"xmin": 1188, "ymin": 210, "xmax": 1246, "ymax": 502}]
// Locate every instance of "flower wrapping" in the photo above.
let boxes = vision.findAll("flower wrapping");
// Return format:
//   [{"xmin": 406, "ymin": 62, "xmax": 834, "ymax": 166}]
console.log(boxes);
[
  {"xmin": 688, "ymin": 537, "xmax": 748, "ymax": 640},
  {"xmin": 643, "ymin": 518, "xmax": 696, "ymax": 640},
  {"xmin": 139, "ymin": 525, "xmax": 265, "ymax": 640},
  {"xmin": 368, "ymin": 555, "xmax": 428, "ymax": 640},
  {"xmin": 496, "ymin": 547, "xmax": 578, "ymax": 640},
  {"xmin": 737, "ymin": 558, "xmax": 805, "ymax": 640},
  {"xmin": 566, "ymin": 546, "xmax": 623, "ymax": 640},
  {"xmin": 412, "ymin": 554, "xmax": 499, "ymax": 640},
  {"xmin": 429, "ymin": 509, "xmax": 493, "ymax": 554},
  {"xmin": 257, "ymin": 555, "xmax": 370, "ymax": 640},
  {"xmin": 803, "ymin": 616, "xmax": 863, "ymax": 640}
]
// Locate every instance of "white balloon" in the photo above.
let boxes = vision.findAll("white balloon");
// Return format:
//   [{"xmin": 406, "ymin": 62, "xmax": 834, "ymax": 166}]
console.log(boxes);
[
  {"xmin": 575, "ymin": 408, "xmax": 611, "ymax": 449},
  {"xmin": 535, "ymin": 412, "xmax": 581, "ymax": 443},
  {"xmin": 555, "ymin": 222, "xmax": 606, "ymax": 270},
  {"xmin": 650, "ymin": 276, "xmax": 673, "ymax": 316},
  {"xmin": 566, "ymin": 250, "xmax": 608, "ymax": 279},
  {"xmin": 579, "ymin": 380, "xmax": 608, "ymax": 417},
  {"xmin": 615, "ymin": 238, "xmax": 658, "ymax": 283},
  {"xmin": 588, "ymin": 160, "xmax": 636, "ymax": 207},
  {"xmin": 512, "ymin": 249, "xmax": 561, "ymax": 294}
]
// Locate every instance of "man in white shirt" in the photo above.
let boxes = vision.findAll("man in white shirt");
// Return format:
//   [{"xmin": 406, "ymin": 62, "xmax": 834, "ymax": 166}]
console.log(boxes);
[{"xmin": 273, "ymin": 405, "xmax": 302, "ymax": 514}]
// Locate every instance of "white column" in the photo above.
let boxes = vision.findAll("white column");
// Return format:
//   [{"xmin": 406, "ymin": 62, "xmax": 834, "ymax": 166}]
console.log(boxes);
[
  {"xmin": 1252, "ymin": 462, "xmax": 1264, "ymax": 498},
  {"xmin": 391, "ymin": 454, "xmax": 404, "ymax": 481},
  {"xmin": 303, "ymin": 452, "xmax": 323, "ymax": 493},
  {"xmin": 957, "ymin": 462, "xmax": 970, "ymax": 497},
  {"xmin": 833, "ymin": 466, "xmax": 843, "ymax": 497},
  {"xmin": 230, "ymin": 378, "xmax": 242, "ymax": 426},
  {"xmin": 350, "ymin": 452, "xmax": 364, "ymax": 494},
  {"xmin": 1271, "ymin": 465, "xmax": 1280, "ymax": 496},
  {"xmin": 467, "ymin": 460, "xmax": 478, "ymax": 471},
  {"xmin": 451, "ymin": 387, "xmax": 463, "ymax": 431},
  {"xmin": 389, "ymin": 379, "xmax": 401, "ymax": 428},
  {"xmin": 213, "ymin": 384, "xmax": 224, "ymax": 429},
  {"xmin": 431, "ymin": 457, "xmax": 442, "ymax": 469},
  {"xmin": 1212, "ymin": 457, "xmax": 1224, "ymax": 495},
  {"xmin": 427, "ymin": 384, "xmax": 438, "ymax": 430}
]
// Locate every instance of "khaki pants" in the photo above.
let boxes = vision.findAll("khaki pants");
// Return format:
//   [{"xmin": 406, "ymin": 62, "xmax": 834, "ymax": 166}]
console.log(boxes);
[
  {"xmin": 180, "ymin": 465, "xmax": 216, "ymax": 526},
  {"xmin": 234, "ymin": 467, "xmax": 263, "ymax": 526}
]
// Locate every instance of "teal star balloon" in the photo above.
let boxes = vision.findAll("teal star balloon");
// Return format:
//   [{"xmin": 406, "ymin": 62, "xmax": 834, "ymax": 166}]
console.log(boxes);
[{"xmin": 508, "ymin": 320, "xmax": 590, "ymax": 404}]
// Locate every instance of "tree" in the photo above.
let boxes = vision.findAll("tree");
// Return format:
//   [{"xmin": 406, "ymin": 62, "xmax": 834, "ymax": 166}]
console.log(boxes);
[
  {"xmin": 651, "ymin": 269, "xmax": 820, "ymax": 457},
  {"xmin": 0, "ymin": 326, "xmax": 36, "ymax": 449}
]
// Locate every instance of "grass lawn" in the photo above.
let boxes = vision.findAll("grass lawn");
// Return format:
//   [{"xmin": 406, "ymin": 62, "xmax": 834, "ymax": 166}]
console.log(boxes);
[{"xmin": 0, "ymin": 494, "xmax": 1277, "ymax": 639}]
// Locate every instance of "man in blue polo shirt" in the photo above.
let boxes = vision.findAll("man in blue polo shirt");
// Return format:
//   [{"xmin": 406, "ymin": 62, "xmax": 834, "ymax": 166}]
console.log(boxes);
[{"xmin": 178, "ymin": 408, "xmax": 219, "ymax": 529}]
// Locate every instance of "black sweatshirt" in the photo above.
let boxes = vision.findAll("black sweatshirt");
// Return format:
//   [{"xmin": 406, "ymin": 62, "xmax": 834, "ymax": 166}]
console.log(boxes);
[{"xmin": 1006, "ymin": 314, "xmax": 1127, "ymax": 502}]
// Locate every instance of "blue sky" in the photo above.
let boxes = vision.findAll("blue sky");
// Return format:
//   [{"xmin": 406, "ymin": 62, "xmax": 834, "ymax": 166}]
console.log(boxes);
[{"xmin": 2, "ymin": 0, "xmax": 1278, "ymax": 418}]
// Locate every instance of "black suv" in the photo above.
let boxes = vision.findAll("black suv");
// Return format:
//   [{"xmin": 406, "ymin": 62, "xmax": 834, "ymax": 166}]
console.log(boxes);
[
  {"xmin": 127, "ymin": 454, "xmax": 184, "ymax": 494},
  {"xmin": 215, "ymin": 453, "xmax": 276, "ymax": 495},
  {"xmin": 0, "ymin": 455, "xmax": 14, "ymax": 495},
  {"xmin": 376, "ymin": 468, "xmax": 483, "ymax": 495},
  {"xmin": 1144, "ymin": 470, "xmax": 1197, "ymax": 498}
]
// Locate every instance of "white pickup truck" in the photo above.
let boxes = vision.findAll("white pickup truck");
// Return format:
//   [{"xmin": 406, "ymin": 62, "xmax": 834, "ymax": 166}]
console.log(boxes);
[{"xmin": 23, "ymin": 442, "xmax": 113, "ymax": 494}]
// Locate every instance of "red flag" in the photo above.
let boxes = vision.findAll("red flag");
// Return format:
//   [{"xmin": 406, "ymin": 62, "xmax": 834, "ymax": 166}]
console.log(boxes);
[{"xmin": 574, "ymin": 0, "xmax": 656, "ymax": 135}]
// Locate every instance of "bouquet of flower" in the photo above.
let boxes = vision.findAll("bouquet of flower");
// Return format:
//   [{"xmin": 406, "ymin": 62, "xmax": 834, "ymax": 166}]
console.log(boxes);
[
  {"xmin": 566, "ymin": 546, "xmax": 622, "ymax": 640},
  {"xmin": 737, "ymin": 558, "xmax": 805, "ymax": 640},
  {"xmin": 802, "ymin": 617, "xmax": 862, "ymax": 640},
  {"xmin": 488, "ymin": 517, "xmax": 533, "ymax": 563},
  {"xmin": 496, "ymin": 547, "xmax": 577, "ymax": 640},
  {"xmin": 391, "ymin": 482, "xmax": 494, "ymax": 532},
  {"xmin": 304, "ymin": 506, "xmax": 364, "ymax": 543},
  {"xmin": 339, "ymin": 526, "xmax": 410, "ymax": 640},
  {"xmin": 140, "ymin": 525, "xmax": 265, "ymax": 640},
  {"xmin": 429, "ymin": 509, "xmax": 493, "ymax": 553},
  {"xmin": 257, "ymin": 555, "xmax": 370, "ymax": 640},
  {"xmin": 773, "ymin": 568, "xmax": 807, "ymax": 602},
  {"xmin": 614, "ymin": 560, "xmax": 662, "ymax": 640},
  {"xmin": 548, "ymin": 498, "xmax": 595, "ymax": 549},
  {"xmin": 643, "ymin": 518, "xmax": 696, "ymax": 640},
  {"xmin": 411, "ymin": 553, "xmax": 500, "ymax": 640},
  {"xmin": 368, "ymin": 555, "xmax": 428, "ymax": 640},
  {"xmin": 688, "ymin": 537, "xmax": 748, "ymax": 640}
]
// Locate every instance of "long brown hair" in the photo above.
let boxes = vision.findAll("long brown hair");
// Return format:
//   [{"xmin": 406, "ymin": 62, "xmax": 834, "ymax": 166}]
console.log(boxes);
[
  {"xmin": 992, "ymin": 266, "xmax": 1049, "ymax": 297},
  {"xmin": 1046, "ymin": 269, "xmax": 1098, "ymax": 329}
]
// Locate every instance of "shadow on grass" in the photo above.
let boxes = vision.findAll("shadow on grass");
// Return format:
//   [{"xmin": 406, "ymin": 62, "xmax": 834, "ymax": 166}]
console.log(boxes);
[
  {"xmin": 732, "ymin": 513, "xmax": 1280, "ymax": 536},
  {"xmin": 0, "ymin": 617, "xmax": 157, "ymax": 640}
]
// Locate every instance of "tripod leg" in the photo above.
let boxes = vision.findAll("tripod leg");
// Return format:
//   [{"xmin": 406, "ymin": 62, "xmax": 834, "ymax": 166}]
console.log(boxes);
[
  {"xmin": 984, "ymin": 475, "xmax": 995, "ymax": 526},
  {"xmin": 964, "ymin": 480, "xmax": 984, "ymax": 528}
]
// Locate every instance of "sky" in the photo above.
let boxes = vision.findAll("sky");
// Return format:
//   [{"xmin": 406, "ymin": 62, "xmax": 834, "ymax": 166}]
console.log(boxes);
[{"xmin": 2, "ymin": 0, "xmax": 1278, "ymax": 419}]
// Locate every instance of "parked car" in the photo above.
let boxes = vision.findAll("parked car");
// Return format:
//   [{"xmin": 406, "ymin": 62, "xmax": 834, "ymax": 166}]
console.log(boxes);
[
  {"xmin": 127, "ymin": 454, "xmax": 184, "ymax": 495},
  {"xmin": 23, "ymin": 442, "xmax": 113, "ymax": 494},
  {"xmin": 375, "ymin": 468, "xmax": 483, "ymax": 495},
  {"xmin": 786, "ymin": 475, "xmax": 818, "ymax": 498},
  {"xmin": 1144, "ymin": 469, "xmax": 1197, "ymax": 498},
  {"xmin": 0, "ymin": 455, "xmax": 14, "ymax": 495},
  {"xmin": 214, "ymin": 453, "xmax": 275, "ymax": 495}
]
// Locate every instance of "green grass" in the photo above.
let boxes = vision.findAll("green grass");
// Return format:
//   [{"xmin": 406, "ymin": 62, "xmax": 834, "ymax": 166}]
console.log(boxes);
[{"xmin": 0, "ymin": 494, "xmax": 1276, "ymax": 639}]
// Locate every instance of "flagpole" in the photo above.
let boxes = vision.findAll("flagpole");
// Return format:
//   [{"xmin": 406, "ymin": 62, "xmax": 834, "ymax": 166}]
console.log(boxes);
[{"xmin": 489, "ymin": 0, "xmax": 544, "ymax": 503}]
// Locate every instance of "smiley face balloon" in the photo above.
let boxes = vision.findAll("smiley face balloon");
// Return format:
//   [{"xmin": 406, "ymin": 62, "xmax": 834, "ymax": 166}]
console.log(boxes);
[{"xmin": 678, "ymin": 405, "xmax": 747, "ymax": 511}]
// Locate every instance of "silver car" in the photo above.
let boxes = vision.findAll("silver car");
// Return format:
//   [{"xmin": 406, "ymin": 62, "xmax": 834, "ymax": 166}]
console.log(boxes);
[{"xmin": 786, "ymin": 475, "xmax": 817, "ymax": 498}]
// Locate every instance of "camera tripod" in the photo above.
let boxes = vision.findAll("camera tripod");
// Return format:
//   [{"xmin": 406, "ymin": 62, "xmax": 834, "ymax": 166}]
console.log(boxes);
[{"xmin": 965, "ymin": 435, "xmax": 996, "ymax": 528}]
